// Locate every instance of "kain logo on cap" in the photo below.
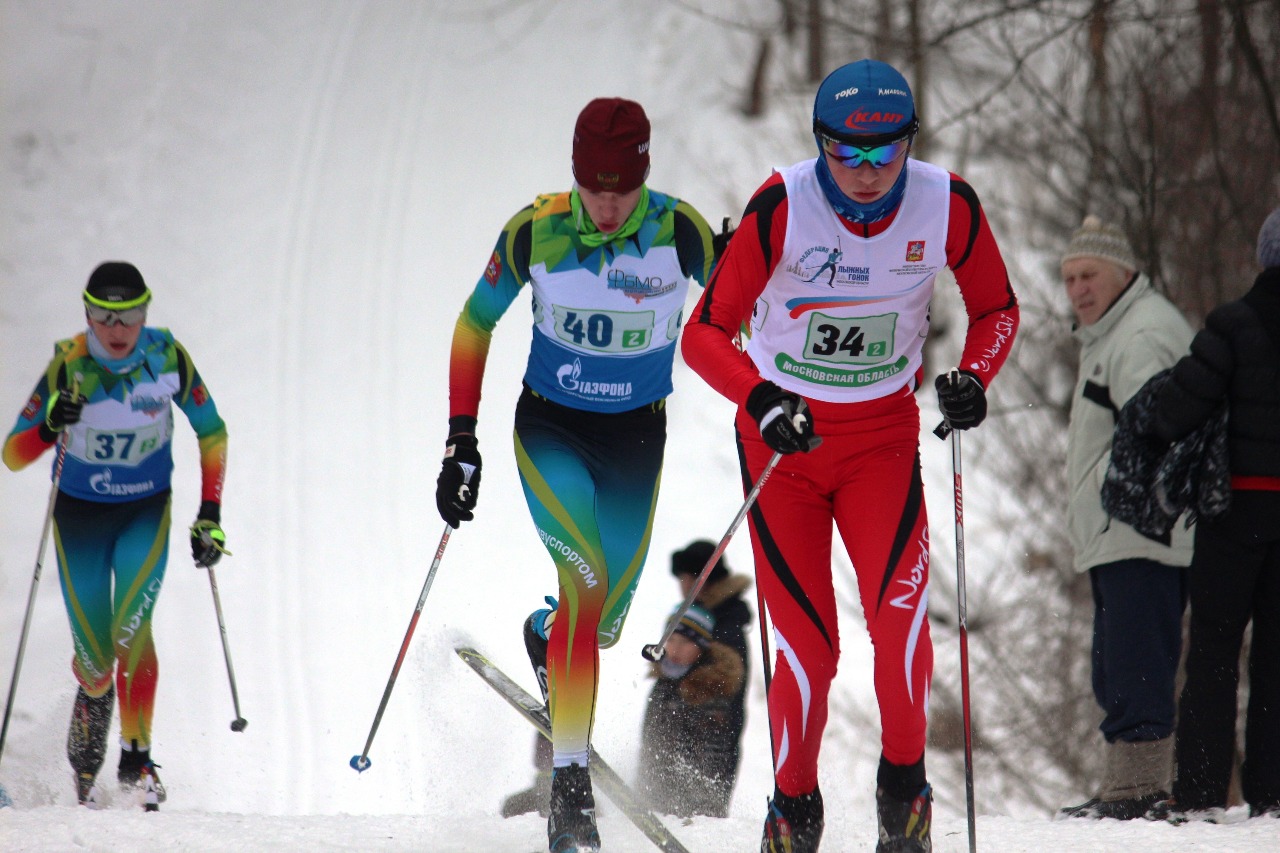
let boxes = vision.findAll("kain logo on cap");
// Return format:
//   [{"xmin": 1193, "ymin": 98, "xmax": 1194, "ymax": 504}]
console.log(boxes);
[{"xmin": 844, "ymin": 109, "xmax": 909, "ymax": 132}]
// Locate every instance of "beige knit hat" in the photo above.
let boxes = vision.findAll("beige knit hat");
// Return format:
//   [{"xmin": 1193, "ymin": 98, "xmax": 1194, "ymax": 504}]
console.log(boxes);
[{"xmin": 1062, "ymin": 215, "xmax": 1139, "ymax": 273}]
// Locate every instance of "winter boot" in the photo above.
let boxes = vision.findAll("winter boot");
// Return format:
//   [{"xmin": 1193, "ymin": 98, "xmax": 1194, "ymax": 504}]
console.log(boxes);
[
  {"xmin": 67, "ymin": 685, "xmax": 114, "ymax": 806},
  {"xmin": 547, "ymin": 763, "xmax": 599, "ymax": 852},
  {"xmin": 524, "ymin": 596, "xmax": 556, "ymax": 706},
  {"xmin": 117, "ymin": 739, "xmax": 166, "ymax": 809},
  {"xmin": 1144, "ymin": 797, "xmax": 1227, "ymax": 824},
  {"xmin": 1059, "ymin": 737, "xmax": 1172, "ymax": 820},
  {"xmin": 761, "ymin": 785, "xmax": 824, "ymax": 852},
  {"xmin": 876, "ymin": 784, "xmax": 932, "ymax": 852}
]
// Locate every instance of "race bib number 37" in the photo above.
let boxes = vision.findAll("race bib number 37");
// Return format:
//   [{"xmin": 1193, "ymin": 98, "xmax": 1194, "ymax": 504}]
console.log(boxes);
[{"xmin": 82, "ymin": 421, "xmax": 168, "ymax": 467}]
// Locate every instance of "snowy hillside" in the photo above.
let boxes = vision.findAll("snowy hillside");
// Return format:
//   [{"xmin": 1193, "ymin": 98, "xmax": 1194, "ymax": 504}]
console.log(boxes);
[{"xmin": 0, "ymin": 2, "xmax": 1275, "ymax": 851}]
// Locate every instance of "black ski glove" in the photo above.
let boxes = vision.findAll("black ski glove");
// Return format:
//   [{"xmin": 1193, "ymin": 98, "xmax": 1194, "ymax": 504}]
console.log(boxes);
[
  {"xmin": 712, "ymin": 217, "xmax": 736, "ymax": 263},
  {"xmin": 935, "ymin": 370, "xmax": 987, "ymax": 431},
  {"xmin": 746, "ymin": 381, "xmax": 820, "ymax": 455},
  {"xmin": 190, "ymin": 501, "xmax": 230, "ymax": 567},
  {"xmin": 436, "ymin": 433, "xmax": 482, "ymax": 528},
  {"xmin": 45, "ymin": 387, "xmax": 87, "ymax": 433}
]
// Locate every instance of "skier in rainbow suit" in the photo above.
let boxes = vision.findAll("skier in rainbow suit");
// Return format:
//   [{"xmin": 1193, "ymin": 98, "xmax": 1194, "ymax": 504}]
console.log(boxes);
[{"xmin": 435, "ymin": 98, "xmax": 718, "ymax": 852}]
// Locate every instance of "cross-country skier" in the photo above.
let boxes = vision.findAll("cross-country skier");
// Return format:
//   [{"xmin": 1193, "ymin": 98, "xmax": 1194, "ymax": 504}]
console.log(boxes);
[
  {"xmin": 681, "ymin": 59, "xmax": 1020, "ymax": 852},
  {"xmin": 434, "ymin": 97, "xmax": 718, "ymax": 852},
  {"xmin": 4, "ymin": 262, "xmax": 228, "ymax": 808}
]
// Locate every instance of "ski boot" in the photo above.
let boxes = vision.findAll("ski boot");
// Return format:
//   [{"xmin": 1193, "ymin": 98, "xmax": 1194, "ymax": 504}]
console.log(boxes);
[
  {"xmin": 761, "ymin": 785, "xmax": 824, "ymax": 852},
  {"xmin": 67, "ymin": 685, "xmax": 114, "ymax": 807},
  {"xmin": 118, "ymin": 739, "xmax": 166, "ymax": 811},
  {"xmin": 876, "ymin": 784, "xmax": 932, "ymax": 852},
  {"xmin": 524, "ymin": 596, "xmax": 556, "ymax": 705},
  {"xmin": 547, "ymin": 763, "xmax": 600, "ymax": 852}
]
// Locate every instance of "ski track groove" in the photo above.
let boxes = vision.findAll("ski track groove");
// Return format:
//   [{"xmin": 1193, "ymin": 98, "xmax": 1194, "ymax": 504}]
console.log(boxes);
[{"xmin": 271, "ymin": 0, "xmax": 370, "ymax": 812}]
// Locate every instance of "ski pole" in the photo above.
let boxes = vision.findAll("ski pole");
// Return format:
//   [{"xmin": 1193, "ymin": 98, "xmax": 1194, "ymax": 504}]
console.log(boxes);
[
  {"xmin": 642, "ymin": 450, "xmax": 783, "ymax": 662},
  {"xmin": 946, "ymin": 420, "xmax": 978, "ymax": 853},
  {"xmin": 350, "ymin": 523, "xmax": 451, "ymax": 772},
  {"xmin": 201, "ymin": 561, "xmax": 247, "ymax": 732},
  {"xmin": 755, "ymin": 574, "xmax": 778, "ymax": 777},
  {"xmin": 0, "ymin": 424, "xmax": 74, "ymax": 783}
]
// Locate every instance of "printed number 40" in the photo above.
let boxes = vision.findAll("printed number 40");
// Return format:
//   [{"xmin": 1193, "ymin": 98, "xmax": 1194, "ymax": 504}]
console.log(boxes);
[{"xmin": 562, "ymin": 311, "xmax": 614, "ymax": 348}]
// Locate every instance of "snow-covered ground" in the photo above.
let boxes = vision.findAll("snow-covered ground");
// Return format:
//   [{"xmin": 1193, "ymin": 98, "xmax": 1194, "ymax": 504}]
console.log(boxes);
[{"xmin": 0, "ymin": 2, "xmax": 1275, "ymax": 850}]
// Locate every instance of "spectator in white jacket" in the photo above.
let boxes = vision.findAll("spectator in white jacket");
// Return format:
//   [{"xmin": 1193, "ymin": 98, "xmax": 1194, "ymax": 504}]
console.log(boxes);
[{"xmin": 1059, "ymin": 215, "xmax": 1195, "ymax": 820}]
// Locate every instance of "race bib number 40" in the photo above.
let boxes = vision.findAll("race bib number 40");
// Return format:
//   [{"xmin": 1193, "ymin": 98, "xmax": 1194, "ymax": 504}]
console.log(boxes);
[{"xmin": 552, "ymin": 306, "xmax": 654, "ymax": 353}]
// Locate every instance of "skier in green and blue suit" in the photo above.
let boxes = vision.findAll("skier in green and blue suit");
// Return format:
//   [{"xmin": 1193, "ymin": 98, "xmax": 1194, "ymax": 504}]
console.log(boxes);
[
  {"xmin": 4, "ymin": 261, "xmax": 228, "ymax": 808},
  {"xmin": 435, "ymin": 98, "xmax": 720, "ymax": 852}
]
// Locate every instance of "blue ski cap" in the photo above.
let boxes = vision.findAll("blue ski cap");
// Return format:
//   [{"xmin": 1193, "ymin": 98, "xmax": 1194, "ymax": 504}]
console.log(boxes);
[{"xmin": 813, "ymin": 59, "xmax": 917, "ymax": 142}]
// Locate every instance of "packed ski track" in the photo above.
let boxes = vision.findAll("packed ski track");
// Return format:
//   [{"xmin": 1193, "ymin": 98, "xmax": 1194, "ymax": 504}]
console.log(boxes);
[{"xmin": 1, "ymin": 2, "xmax": 1277, "ymax": 851}]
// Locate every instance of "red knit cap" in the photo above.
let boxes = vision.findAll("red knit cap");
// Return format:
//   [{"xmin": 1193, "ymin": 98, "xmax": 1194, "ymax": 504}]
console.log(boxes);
[{"xmin": 572, "ymin": 98, "xmax": 650, "ymax": 193}]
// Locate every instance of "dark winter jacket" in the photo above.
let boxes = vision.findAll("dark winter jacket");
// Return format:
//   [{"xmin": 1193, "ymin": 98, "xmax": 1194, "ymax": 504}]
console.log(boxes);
[
  {"xmin": 695, "ymin": 572, "xmax": 752, "ymax": 681},
  {"xmin": 1156, "ymin": 268, "xmax": 1280, "ymax": 483},
  {"xmin": 1103, "ymin": 369, "xmax": 1230, "ymax": 540},
  {"xmin": 638, "ymin": 641, "xmax": 746, "ymax": 818}
]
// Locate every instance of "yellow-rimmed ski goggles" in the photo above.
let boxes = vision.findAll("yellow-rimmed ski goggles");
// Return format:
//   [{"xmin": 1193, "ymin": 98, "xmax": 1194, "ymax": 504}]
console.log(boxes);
[{"xmin": 84, "ymin": 288, "xmax": 151, "ymax": 326}]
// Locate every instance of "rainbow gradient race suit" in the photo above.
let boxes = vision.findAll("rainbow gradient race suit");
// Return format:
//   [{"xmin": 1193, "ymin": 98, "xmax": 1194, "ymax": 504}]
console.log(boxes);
[
  {"xmin": 448, "ymin": 187, "xmax": 714, "ymax": 765},
  {"xmin": 4, "ymin": 327, "xmax": 227, "ymax": 749}
]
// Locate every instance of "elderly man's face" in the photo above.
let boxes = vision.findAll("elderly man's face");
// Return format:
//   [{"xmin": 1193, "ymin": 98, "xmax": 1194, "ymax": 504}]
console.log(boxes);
[{"xmin": 1061, "ymin": 257, "xmax": 1132, "ymax": 326}]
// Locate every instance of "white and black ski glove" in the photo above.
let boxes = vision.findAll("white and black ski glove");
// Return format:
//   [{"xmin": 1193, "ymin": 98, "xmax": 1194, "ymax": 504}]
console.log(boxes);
[
  {"xmin": 935, "ymin": 370, "xmax": 987, "ymax": 431},
  {"xmin": 436, "ymin": 433, "xmax": 482, "ymax": 528},
  {"xmin": 746, "ymin": 381, "xmax": 820, "ymax": 455}
]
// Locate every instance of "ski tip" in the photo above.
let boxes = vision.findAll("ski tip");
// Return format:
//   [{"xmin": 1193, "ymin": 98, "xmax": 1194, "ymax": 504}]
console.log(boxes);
[
  {"xmin": 231, "ymin": 717, "xmax": 248, "ymax": 732},
  {"xmin": 350, "ymin": 755, "xmax": 372, "ymax": 773},
  {"xmin": 641, "ymin": 643, "xmax": 664, "ymax": 662}
]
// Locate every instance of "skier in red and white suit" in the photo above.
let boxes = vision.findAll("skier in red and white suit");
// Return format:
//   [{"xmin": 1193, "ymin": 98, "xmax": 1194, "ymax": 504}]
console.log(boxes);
[{"xmin": 682, "ymin": 59, "xmax": 1019, "ymax": 853}]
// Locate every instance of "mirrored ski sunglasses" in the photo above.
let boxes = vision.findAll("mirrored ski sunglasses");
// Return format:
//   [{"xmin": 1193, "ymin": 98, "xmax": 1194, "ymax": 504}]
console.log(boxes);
[
  {"xmin": 83, "ymin": 289, "xmax": 151, "ymax": 326},
  {"xmin": 817, "ymin": 130, "xmax": 914, "ymax": 169}
]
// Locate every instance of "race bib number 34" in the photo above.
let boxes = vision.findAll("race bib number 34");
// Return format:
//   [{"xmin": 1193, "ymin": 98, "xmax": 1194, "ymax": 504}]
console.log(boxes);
[
  {"xmin": 803, "ymin": 311, "xmax": 896, "ymax": 365},
  {"xmin": 552, "ymin": 306, "xmax": 654, "ymax": 353}
]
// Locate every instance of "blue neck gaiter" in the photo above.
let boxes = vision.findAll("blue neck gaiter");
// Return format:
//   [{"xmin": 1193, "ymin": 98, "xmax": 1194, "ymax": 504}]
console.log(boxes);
[{"xmin": 814, "ymin": 154, "xmax": 910, "ymax": 225}]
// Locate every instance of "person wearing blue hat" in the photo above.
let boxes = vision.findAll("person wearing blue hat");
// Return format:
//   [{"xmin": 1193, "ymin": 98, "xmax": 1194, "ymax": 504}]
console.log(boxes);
[{"xmin": 682, "ymin": 59, "xmax": 1021, "ymax": 852}]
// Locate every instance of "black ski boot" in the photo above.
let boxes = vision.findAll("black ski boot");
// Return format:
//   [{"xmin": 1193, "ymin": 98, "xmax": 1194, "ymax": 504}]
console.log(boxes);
[
  {"xmin": 118, "ymin": 739, "xmax": 166, "ymax": 810},
  {"xmin": 547, "ymin": 763, "xmax": 600, "ymax": 852},
  {"xmin": 876, "ymin": 784, "xmax": 932, "ymax": 852},
  {"xmin": 761, "ymin": 785, "xmax": 824, "ymax": 852},
  {"xmin": 67, "ymin": 685, "xmax": 114, "ymax": 806},
  {"xmin": 524, "ymin": 599, "xmax": 555, "ymax": 705}
]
